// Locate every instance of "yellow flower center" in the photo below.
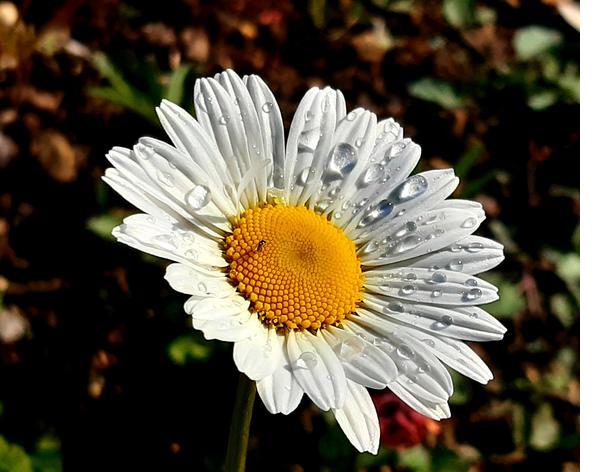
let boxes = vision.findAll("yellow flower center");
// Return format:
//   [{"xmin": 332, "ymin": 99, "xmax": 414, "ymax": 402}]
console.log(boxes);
[{"xmin": 225, "ymin": 205, "xmax": 363, "ymax": 332}]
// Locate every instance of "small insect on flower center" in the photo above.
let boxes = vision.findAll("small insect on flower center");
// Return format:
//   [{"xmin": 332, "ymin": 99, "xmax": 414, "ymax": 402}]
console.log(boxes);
[{"xmin": 225, "ymin": 205, "xmax": 363, "ymax": 332}]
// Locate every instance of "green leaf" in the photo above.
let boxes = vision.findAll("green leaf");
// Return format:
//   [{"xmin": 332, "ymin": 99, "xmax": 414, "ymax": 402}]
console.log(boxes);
[
  {"xmin": 31, "ymin": 435, "xmax": 62, "ymax": 472},
  {"xmin": 454, "ymin": 142, "xmax": 484, "ymax": 179},
  {"xmin": 513, "ymin": 26, "xmax": 562, "ymax": 61},
  {"xmin": 0, "ymin": 436, "xmax": 32, "ymax": 472},
  {"xmin": 89, "ymin": 53, "xmax": 158, "ymax": 123},
  {"xmin": 86, "ymin": 214, "xmax": 123, "ymax": 241},
  {"xmin": 398, "ymin": 445, "xmax": 431, "ymax": 472},
  {"xmin": 481, "ymin": 274, "xmax": 525, "ymax": 318},
  {"xmin": 443, "ymin": 0, "xmax": 475, "ymax": 29},
  {"xmin": 530, "ymin": 403, "xmax": 560, "ymax": 451},
  {"xmin": 408, "ymin": 78, "xmax": 464, "ymax": 109},
  {"xmin": 164, "ymin": 65, "xmax": 192, "ymax": 105},
  {"xmin": 528, "ymin": 90, "xmax": 558, "ymax": 110},
  {"xmin": 550, "ymin": 293, "xmax": 576, "ymax": 327},
  {"xmin": 167, "ymin": 334, "xmax": 212, "ymax": 365}
]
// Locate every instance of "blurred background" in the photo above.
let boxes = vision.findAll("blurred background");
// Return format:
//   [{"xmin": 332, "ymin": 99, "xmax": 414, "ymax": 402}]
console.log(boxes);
[{"xmin": 0, "ymin": 0, "xmax": 579, "ymax": 470}]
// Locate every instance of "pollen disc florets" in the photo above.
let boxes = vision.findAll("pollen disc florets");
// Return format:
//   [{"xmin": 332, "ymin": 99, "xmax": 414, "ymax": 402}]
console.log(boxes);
[{"xmin": 225, "ymin": 205, "xmax": 363, "ymax": 332}]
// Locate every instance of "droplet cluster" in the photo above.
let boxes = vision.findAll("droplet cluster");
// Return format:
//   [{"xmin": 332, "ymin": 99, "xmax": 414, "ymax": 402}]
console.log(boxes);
[{"xmin": 225, "ymin": 205, "xmax": 363, "ymax": 331}]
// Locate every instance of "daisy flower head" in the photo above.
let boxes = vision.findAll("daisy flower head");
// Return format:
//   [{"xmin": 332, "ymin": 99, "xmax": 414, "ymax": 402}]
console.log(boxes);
[{"xmin": 104, "ymin": 70, "xmax": 506, "ymax": 455}]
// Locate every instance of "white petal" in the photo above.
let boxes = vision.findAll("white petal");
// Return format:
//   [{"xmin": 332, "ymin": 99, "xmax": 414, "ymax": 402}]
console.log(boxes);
[
  {"xmin": 347, "ymin": 169, "xmax": 459, "ymax": 241},
  {"xmin": 344, "ymin": 318, "xmax": 452, "ymax": 401},
  {"xmin": 256, "ymin": 349, "xmax": 304, "ymax": 415},
  {"xmin": 284, "ymin": 87, "xmax": 341, "ymax": 206},
  {"xmin": 364, "ymin": 268, "xmax": 499, "ymax": 306},
  {"xmin": 164, "ymin": 263, "xmax": 234, "ymax": 297},
  {"xmin": 335, "ymin": 138, "xmax": 421, "ymax": 229},
  {"xmin": 398, "ymin": 235, "xmax": 505, "ymax": 275},
  {"xmin": 362, "ymin": 293, "xmax": 506, "ymax": 341},
  {"xmin": 244, "ymin": 74, "xmax": 286, "ymax": 190},
  {"xmin": 233, "ymin": 325, "xmax": 283, "ymax": 380},
  {"xmin": 321, "ymin": 326, "xmax": 398, "ymax": 389},
  {"xmin": 286, "ymin": 330, "xmax": 347, "ymax": 410},
  {"xmin": 354, "ymin": 309, "xmax": 493, "ymax": 384},
  {"xmin": 112, "ymin": 214, "xmax": 227, "ymax": 268},
  {"xmin": 106, "ymin": 148, "xmax": 224, "ymax": 239},
  {"xmin": 333, "ymin": 381, "xmax": 380, "ymax": 454},
  {"xmin": 314, "ymin": 108, "xmax": 378, "ymax": 214},
  {"xmin": 188, "ymin": 300, "xmax": 258, "ymax": 342},
  {"xmin": 387, "ymin": 381, "xmax": 450, "ymax": 420},
  {"xmin": 360, "ymin": 205, "xmax": 485, "ymax": 266}
]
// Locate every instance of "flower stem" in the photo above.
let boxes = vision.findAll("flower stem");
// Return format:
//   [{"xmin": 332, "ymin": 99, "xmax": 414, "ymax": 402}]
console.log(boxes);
[{"xmin": 224, "ymin": 373, "xmax": 256, "ymax": 472}]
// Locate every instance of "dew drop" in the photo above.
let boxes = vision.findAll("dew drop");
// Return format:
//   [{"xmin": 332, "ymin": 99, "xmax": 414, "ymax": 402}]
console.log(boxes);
[
  {"xmin": 218, "ymin": 115, "xmax": 230, "ymax": 125},
  {"xmin": 389, "ymin": 175, "xmax": 428, "ymax": 204},
  {"xmin": 422, "ymin": 339, "xmax": 435, "ymax": 347},
  {"xmin": 197, "ymin": 282, "xmax": 208, "ymax": 293},
  {"xmin": 328, "ymin": 143, "xmax": 358, "ymax": 178},
  {"xmin": 449, "ymin": 244, "xmax": 462, "ymax": 253},
  {"xmin": 261, "ymin": 102, "xmax": 274, "ymax": 113},
  {"xmin": 447, "ymin": 259, "xmax": 464, "ymax": 271},
  {"xmin": 401, "ymin": 285, "xmax": 416, "ymax": 295},
  {"xmin": 431, "ymin": 289, "xmax": 442, "ymax": 298},
  {"xmin": 397, "ymin": 344, "xmax": 415, "ymax": 359},
  {"xmin": 359, "ymin": 164, "xmax": 385, "ymax": 187},
  {"xmin": 465, "ymin": 278, "xmax": 478, "ymax": 287},
  {"xmin": 431, "ymin": 271, "xmax": 447, "ymax": 284},
  {"xmin": 157, "ymin": 171, "xmax": 175, "ymax": 187},
  {"xmin": 334, "ymin": 338, "xmax": 364, "ymax": 361},
  {"xmin": 357, "ymin": 200, "xmax": 394, "ymax": 228},
  {"xmin": 466, "ymin": 242, "xmax": 484, "ymax": 253},
  {"xmin": 394, "ymin": 221, "xmax": 417, "ymax": 238},
  {"xmin": 185, "ymin": 185, "xmax": 211, "ymax": 212},
  {"xmin": 461, "ymin": 217, "xmax": 477, "ymax": 228},
  {"xmin": 384, "ymin": 302, "xmax": 405, "ymax": 314},
  {"xmin": 441, "ymin": 315, "xmax": 453, "ymax": 326},
  {"xmin": 390, "ymin": 235, "xmax": 423, "ymax": 255},
  {"xmin": 403, "ymin": 272, "xmax": 417, "ymax": 281},
  {"xmin": 152, "ymin": 234, "xmax": 178, "ymax": 249},
  {"xmin": 297, "ymin": 351, "xmax": 318, "ymax": 370},
  {"xmin": 184, "ymin": 248, "xmax": 198, "ymax": 260},
  {"xmin": 346, "ymin": 110, "xmax": 357, "ymax": 121},
  {"xmin": 385, "ymin": 142, "xmax": 405, "ymax": 161},
  {"xmin": 463, "ymin": 288, "xmax": 483, "ymax": 301}
]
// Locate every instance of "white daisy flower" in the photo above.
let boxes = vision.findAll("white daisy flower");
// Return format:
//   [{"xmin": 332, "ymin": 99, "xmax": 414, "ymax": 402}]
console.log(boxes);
[{"xmin": 103, "ymin": 69, "xmax": 506, "ymax": 455}]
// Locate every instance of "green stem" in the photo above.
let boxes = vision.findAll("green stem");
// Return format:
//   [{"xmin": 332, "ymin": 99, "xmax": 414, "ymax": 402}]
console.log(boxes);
[{"xmin": 224, "ymin": 373, "xmax": 256, "ymax": 472}]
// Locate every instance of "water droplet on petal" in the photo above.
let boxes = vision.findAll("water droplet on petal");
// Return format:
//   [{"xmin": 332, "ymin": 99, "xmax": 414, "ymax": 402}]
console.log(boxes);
[
  {"xmin": 261, "ymin": 102, "xmax": 274, "ymax": 113},
  {"xmin": 461, "ymin": 217, "xmax": 477, "ymax": 228},
  {"xmin": 152, "ymin": 234, "xmax": 178, "ymax": 249},
  {"xmin": 463, "ymin": 288, "xmax": 483, "ymax": 301},
  {"xmin": 449, "ymin": 244, "xmax": 462, "ymax": 253},
  {"xmin": 431, "ymin": 289, "xmax": 442, "ymax": 298},
  {"xmin": 157, "ymin": 171, "xmax": 175, "ymax": 187},
  {"xmin": 297, "ymin": 351, "xmax": 318, "ymax": 370},
  {"xmin": 465, "ymin": 278, "xmax": 478, "ymax": 287},
  {"xmin": 218, "ymin": 115, "xmax": 230, "ymax": 125},
  {"xmin": 448, "ymin": 259, "xmax": 464, "ymax": 271},
  {"xmin": 431, "ymin": 272, "xmax": 447, "ymax": 284},
  {"xmin": 384, "ymin": 302, "xmax": 405, "ymax": 314},
  {"xmin": 185, "ymin": 185, "xmax": 211, "ymax": 212},
  {"xmin": 184, "ymin": 248, "xmax": 198, "ymax": 260},
  {"xmin": 397, "ymin": 344, "xmax": 415, "ymax": 359},
  {"xmin": 346, "ymin": 110, "xmax": 357, "ymax": 121},
  {"xmin": 334, "ymin": 338, "xmax": 364, "ymax": 361},
  {"xmin": 401, "ymin": 285, "xmax": 416, "ymax": 295},
  {"xmin": 328, "ymin": 143, "xmax": 358, "ymax": 178},
  {"xmin": 403, "ymin": 272, "xmax": 417, "ymax": 281},
  {"xmin": 394, "ymin": 221, "xmax": 417, "ymax": 238},
  {"xmin": 422, "ymin": 339, "xmax": 435, "ymax": 347},
  {"xmin": 358, "ymin": 200, "xmax": 394, "ymax": 228},
  {"xmin": 389, "ymin": 175, "xmax": 428, "ymax": 204},
  {"xmin": 441, "ymin": 315, "xmax": 453, "ymax": 325},
  {"xmin": 359, "ymin": 164, "xmax": 384, "ymax": 187},
  {"xmin": 466, "ymin": 242, "xmax": 484, "ymax": 253}
]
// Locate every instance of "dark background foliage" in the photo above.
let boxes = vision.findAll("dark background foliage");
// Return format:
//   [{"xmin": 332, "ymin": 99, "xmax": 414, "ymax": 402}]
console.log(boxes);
[{"xmin": 0, "ymin": 0, "xmax": 579, "ymax": 470}]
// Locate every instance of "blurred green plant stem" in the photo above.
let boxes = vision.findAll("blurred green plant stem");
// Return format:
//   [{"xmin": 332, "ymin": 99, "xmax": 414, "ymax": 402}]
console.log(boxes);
[{"xmin": 225, "ymin": 374, "xmax": 256, "ymax": 472}]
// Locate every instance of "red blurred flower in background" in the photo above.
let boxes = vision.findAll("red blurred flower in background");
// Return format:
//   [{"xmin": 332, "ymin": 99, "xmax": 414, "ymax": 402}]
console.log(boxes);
[{"xmin": 373, "ymin": 391, "xmax": 442, "ymax": 450}]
